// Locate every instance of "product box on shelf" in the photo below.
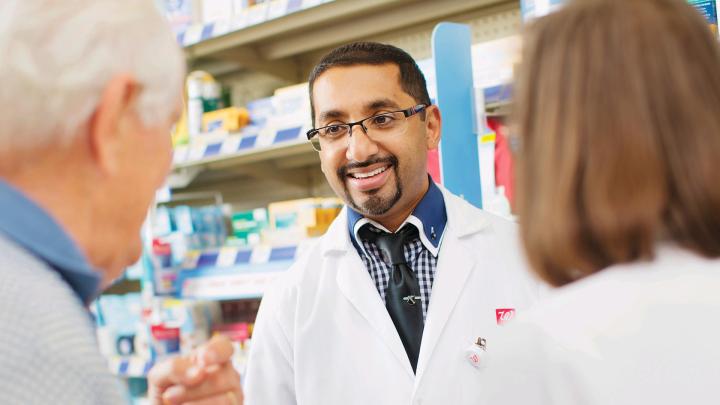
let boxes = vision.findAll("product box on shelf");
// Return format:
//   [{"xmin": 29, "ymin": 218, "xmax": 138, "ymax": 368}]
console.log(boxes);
[
  {"xmin": 214, "ymin": 299, "xmax": 260, "ymax": 372},
  {"xmin": 246, "ymin": 97, "xmax": 275, "ymax": 129},
  {"xmin": 151, "ymin": 240, "xmax": 179, "ymax": 295},
  {"xmin": 273, "ymin": 82, "xmax": 310, "ymax": 117},
  {"xmin": 242, "ymin": 83, "xmax": 310, "ymax": 147},
  {"xmin": 94, "ymin": 293, "xmax": 150, "ymax": 359},
  {"xmin": 231, "ymin": 208, "xmax": 269, "ymax": 246},
  {"xmin": 312, "ymin": 198, "xmax": 344, "ymax": 237},
  {"xmin": 162, "ymin": 0, "xmax": 202, "ymax": 34},
  {"xmin": 266, "ymin": 197, "xmax": 342, "ymax": 243},
  {"xmin": 150, "ymin": 324, "xmax": 181, "ymax": 356},
  {"xmin": 203, "ymin": 106, "xmax": 250, "ymax": 133},
  {"xmin": 141, "ymin": 300, "xmax": 210, "ymax": 358}
]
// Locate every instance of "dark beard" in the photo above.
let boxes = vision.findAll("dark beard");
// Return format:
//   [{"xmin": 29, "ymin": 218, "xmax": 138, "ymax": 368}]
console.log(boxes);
[{"xmin": 337, "ymin": 156, "xmax": 402, "ymax": 216}]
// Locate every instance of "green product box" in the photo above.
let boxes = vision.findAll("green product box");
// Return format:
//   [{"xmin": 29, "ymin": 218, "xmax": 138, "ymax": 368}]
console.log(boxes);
[{"xmin": 231, "ymin": 208, "xmax": 268, "ymax": 246}]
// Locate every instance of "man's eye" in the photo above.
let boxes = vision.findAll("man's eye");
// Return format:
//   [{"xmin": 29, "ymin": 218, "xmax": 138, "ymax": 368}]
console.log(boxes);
[
  {"xmin": 320, "ymin": 125, "xmax": 347, "ymax": 138},
  {"xmin": 371, "ymin": 115, "xmax": 396, "ymax": 126}
]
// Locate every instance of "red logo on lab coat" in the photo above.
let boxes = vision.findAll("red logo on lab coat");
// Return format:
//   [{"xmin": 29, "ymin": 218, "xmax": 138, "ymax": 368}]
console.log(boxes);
[{"xmin": 495, "ymin": 308, "xmax": 515, "ymax": 325}]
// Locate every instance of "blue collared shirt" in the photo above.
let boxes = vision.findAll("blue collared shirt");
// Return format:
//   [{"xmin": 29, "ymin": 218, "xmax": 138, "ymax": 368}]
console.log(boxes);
[
  {"xmin": 0, "ymin": 179, "xmax": 101, "ymax": 304},
  {"xmin": 348, "ymin": 178, "xmax": 447, "ymax": 318}
]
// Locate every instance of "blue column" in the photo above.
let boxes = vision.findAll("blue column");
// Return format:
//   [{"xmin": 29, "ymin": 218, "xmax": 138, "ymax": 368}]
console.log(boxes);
[{"xmin": 432, "ymin": 22, "xmax": 483, "ymax": 208}]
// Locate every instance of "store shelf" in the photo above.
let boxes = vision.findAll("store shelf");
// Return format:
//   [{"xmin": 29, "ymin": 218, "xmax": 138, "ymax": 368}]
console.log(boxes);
[
  {"xmin": 169, "ymin": 126, "xmax": 318, "ymax": 189},
  {"xmin": 185, "ymin": 0, "xmax": 516, "ymax": 76},
  {"xmin": 484, "ymin": 84, "xmax": 513, "ymax": 117},
  {"xmin": 173, "ymin": 135, "xmax": 312, "ymax": 171},
  {"xmin": 107, "ymin": 356, "xmax": 154, "ymax": 378},
  {"xmin": 176, "ymin": 245, "xmax": 300, "ymax": 300}
]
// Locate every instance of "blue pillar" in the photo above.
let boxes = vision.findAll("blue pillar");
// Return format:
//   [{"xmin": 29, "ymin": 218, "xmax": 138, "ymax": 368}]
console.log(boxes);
[{"xmin": 432, "ymin": 22, "xmax": 483, "ymax": 208}]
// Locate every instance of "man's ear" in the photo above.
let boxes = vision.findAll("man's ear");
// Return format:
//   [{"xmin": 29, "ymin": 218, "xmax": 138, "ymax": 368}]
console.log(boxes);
[
  {"xmin": 88, "ymin": 74, "xmax": 140, "ymax": 174},
  {"xmin": 425, "ymin": 105, "xmax": 442, "ymax": 150}
]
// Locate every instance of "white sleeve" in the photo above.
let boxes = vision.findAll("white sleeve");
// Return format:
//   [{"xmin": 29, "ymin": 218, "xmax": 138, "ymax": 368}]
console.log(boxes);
[
  {"xmin": 477, "ymin": 320, "xmax": 592, "ymax": 405},
  {"xmin": 243, "ymin": 284, "xmax": 297, "ymax": 405}
]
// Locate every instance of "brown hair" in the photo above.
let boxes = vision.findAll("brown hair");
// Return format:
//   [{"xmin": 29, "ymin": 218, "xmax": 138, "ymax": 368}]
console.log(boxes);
[{"xmin": 514, "ymin": 0, "xmax": 720, "ymax": 286}]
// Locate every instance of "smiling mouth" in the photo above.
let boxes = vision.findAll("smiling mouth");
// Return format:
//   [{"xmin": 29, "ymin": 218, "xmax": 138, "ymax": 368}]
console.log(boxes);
[
  {"xmin": 338, "ymin": 156, "xmax": 399, "ymax": 193},
  {"xmin": 347, "ymin": 165, "xmax": 391, "ymax": 179}
]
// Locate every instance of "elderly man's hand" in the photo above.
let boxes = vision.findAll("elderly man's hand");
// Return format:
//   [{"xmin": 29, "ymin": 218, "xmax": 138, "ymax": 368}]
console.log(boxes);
[{"xmin": 148, "ymin": 335, "xmax": 243, "ymax": 405}]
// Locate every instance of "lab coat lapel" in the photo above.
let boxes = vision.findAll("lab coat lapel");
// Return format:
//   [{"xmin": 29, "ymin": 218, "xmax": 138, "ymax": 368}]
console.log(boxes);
[
  {"xmin": 325, "ymin": 210, "xmax": 415, "ymax": 379},
  {"xmin": 414, "ymin": 234, "xmax": 477, "ymax": 382},
  {"xmin": 414, "ymin": 190, "xmax": 488, "ymax": 385},
  {"xmin": 335, "ymin": 253, "xmax": 415, "ymax": 379}
]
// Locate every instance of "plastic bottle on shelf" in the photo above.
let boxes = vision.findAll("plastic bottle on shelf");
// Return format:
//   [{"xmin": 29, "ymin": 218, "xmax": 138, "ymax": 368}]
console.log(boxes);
[
  {"xmin": 186, "ymin": 71, "xmax": 218, "ymax": 140},
  {"xmin": 186, "ymin": 76, "xmax": 204, "ymax": 140}
]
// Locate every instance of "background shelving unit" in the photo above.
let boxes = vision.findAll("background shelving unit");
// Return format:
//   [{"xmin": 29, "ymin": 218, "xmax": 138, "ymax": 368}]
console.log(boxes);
[
  {"xmin": 172, "ymin": 0, "xmax": 522, "ymax": 210},
  {"xmin": 97, "ymin": 1, "xmax": 527, "ymax": 403},
  {"xmin": 183, "ymin": 0, "xmax": 520, "ymax": 79},
  {"xmin": 176, "ymin": 243, "xmax": 301, "ymax": 300},
  {"xmin": 94, "ymin": 2, "xmax": 720, "ymax": 404}
]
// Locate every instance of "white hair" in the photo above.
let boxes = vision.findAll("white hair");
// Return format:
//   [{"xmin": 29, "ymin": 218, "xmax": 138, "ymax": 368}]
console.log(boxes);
[{"xmin": 0, "ymin": 0, "xmax": 185, "ymax": 151}]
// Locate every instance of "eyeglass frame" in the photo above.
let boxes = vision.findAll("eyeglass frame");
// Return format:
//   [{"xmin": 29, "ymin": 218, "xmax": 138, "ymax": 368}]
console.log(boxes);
[{"xmin": 305, "ymin": 104, "xmax": 429, "ymax": 151}]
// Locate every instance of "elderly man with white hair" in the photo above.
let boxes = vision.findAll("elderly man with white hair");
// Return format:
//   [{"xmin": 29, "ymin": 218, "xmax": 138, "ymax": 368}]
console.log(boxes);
[{"xmin": 0, "ymin": 1, "xmax": 241, "ymax": 403}]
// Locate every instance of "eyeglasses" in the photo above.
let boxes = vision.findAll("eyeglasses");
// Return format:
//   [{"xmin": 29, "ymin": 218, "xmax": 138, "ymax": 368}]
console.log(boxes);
[{"xmin": 306, "ymin": 104, "xmax": 428, "ymax": 152}]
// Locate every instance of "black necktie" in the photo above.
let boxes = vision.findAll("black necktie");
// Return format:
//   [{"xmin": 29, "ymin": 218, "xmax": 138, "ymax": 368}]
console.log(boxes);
[{"xmin": 359, "ymin": 224, "xmax": 424, "ymax": 372}]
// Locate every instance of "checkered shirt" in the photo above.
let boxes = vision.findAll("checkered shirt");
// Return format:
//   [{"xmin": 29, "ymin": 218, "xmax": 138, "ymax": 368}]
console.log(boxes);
[{"xmin": 357, "ymin": 223, "xmax": 437, "ymax": 320}]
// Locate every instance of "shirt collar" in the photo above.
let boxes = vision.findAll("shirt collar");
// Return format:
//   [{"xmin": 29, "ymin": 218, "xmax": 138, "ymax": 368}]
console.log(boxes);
[
  {"xmin": 348, "ymin": 177, "xmax": 447, "ymax": 257},
  {"xmin": 0, "ymin": 179, "xmax": 101, "ymax": 304}
]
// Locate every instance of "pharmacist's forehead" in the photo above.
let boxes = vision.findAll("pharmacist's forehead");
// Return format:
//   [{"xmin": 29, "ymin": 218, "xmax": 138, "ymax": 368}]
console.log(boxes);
[
  {"xmin": 317, "ymin": 98, "xmax": 402, "ymax": 124},
  {"xmin": 312, "ymin": 63, "xmax": 409, "ymax": 124}
]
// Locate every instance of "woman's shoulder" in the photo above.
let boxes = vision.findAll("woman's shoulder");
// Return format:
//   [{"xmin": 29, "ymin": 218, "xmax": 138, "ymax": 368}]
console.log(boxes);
[{"xmin": 507, "ymin": 245, "xmax": 720, "ymax": 346}]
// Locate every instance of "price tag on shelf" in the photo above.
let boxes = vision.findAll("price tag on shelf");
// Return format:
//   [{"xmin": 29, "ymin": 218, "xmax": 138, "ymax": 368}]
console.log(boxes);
[
  {"xmin": 246, "ymin": 4, "xmax": 269, "ymax": 26},
  {"xmin": 187, "ymin": 141, "xmax": 207, "ymax": 162},
  {"xmin": 217, "ymin": 247, "xmax": 239, "ymax": 268},
  {"xmin": 267, "ymin": 0, "xmax": 289, "ymax": 20},
  {"xmin": 301, "ymin": 0, "xmax": 323, "ymax": 9},
  {"xmin": 183, "ymin": 24, "xmax": 204, "ymax": 46},
  {"xmin": 250, "ymin": 245, "xmax": 272, "ymax": 264},
  {"xmin": 212, "ymin": 20, "xmax": 231, "ymax": 37},
  {"xmin": 182, "ymin": 251, "xmax": 202, "ymax": 269},
  {"xmin": 107, "ymin": 357, "xmax": 122, "ymax": 375},
  {"xmin": 255, "ymin": 126, "xmax": 276, "ymax": 148},
  {"xmin": 220, "ymin": 136, "xmax": 242, "ymax": 155},
  {"xmin": 182, "ymin": 271, "xmax": 284, "ymax": 299},
  {"xmin": 286, "ymin": 0, "xmax": 303, "ymax": 13},
  {"xmin": 173, "ymin": 145, "xmax": 189, "ymax": 165},
  {"xmin": 232, "ymin": 10, "xmax": 249, "ymax": 31}
]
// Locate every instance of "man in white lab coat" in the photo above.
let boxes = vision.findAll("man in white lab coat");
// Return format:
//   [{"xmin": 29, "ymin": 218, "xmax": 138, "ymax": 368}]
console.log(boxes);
[{"xmin": 149, "ymin": 42, "xmax": 540, "ymax": 405}]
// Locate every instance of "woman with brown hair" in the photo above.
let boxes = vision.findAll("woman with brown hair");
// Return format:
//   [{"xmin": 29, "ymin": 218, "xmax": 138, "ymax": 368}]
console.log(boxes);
[{"xmin": 479, "ymin": 0, "xmax": 720, "ymax": 403}]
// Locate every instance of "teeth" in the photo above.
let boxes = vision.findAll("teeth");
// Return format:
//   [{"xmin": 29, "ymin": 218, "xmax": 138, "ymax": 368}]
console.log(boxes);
[{"xmin": 352, "ymin": 166, "xmax": 388, "ymax": 179}]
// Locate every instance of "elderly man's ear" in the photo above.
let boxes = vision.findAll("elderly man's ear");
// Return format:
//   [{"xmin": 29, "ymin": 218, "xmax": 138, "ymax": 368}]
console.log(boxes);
[{"xmin": 88, "ymin": 74, "xmax": 141, "ymax": 175}]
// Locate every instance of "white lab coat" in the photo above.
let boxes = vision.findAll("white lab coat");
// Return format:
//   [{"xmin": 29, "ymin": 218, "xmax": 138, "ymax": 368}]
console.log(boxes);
[
  {"xmin": 244, "ymin": 187, "xmax": 542, "ymax": 405},
  {"xmin": 478, "ymin": 245, "xmax": 720, "ymax": 405}
]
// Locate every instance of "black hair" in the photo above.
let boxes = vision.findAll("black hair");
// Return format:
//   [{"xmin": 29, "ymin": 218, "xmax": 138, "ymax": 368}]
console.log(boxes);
[{"xmin": 308, "ymin": 41, "xmax": 432, "ymax": 125}]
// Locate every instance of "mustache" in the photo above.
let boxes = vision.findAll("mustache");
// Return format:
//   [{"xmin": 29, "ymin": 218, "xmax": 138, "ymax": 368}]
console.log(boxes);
[{"xmin": 337, "ymin": 156, "xmax": 398, "ymax": 178}]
